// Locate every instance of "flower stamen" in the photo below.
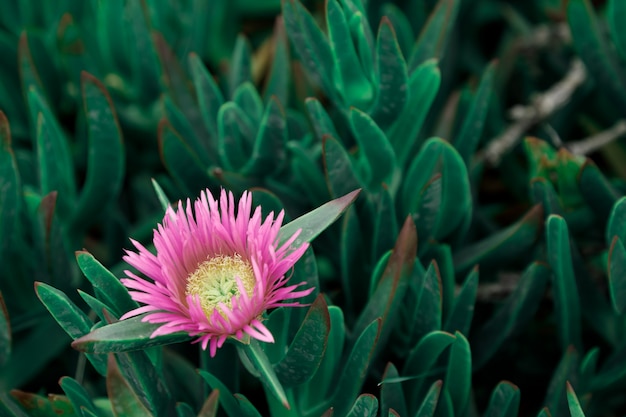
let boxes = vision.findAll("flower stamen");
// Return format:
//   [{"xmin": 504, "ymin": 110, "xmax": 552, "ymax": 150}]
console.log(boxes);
[{"xmin": 185, "ymin": 254, "xmax": 256, "ymax": 318}]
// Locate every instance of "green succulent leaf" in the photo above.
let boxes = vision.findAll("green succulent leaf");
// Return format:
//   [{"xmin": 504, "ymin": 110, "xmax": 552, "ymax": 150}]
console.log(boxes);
[
  {"xmin": 444, "ymin": 266, "xmax": 478, "ymax": 336},
  {"xmin": 278, "ymin": 187, "xmax": 360, "ymax": 248},
  {"xmin": 453, "ymin": 205, "xmax": 543, "ymax": 274},
  {"xmin": 282, "ymin": 0, "xmax": 336, "ymax": 100},
  {"xmin": 566, "ymin": 383, "xmax": 586, "ymax": 417},
  {"xmin": 544, "ymin": 347, "xmax": 579, "ymax": 417},
  {"xmin": 59, "ymin": 377, "xmax": 102, "ymax": 417},
  {"xmin": 380, "ymin": 363, "xmax": 408, "ymax": 417},
  {"xmin": 229, "ymin": 35, "xmax": 253, "ymax": 96},
  {"xmin": 402, "ymin": 137, "xmax": 471, "ymax": 244},
  {"xmin": 159, "ymin": 119, "xmax": 215, "ymax": 195},
  {"xmin": 274, "ymin": 295, "xmax": 330, "ymax": 386},
  {"xmin": 388, "ymin": 59, "xmax": 440, "ymax": 166},
  {"xmin": 71, "ymin": 315, "xmax": 192, "ymax": 353},
  {"xmin": 546, "ymin": 215, "xmax": 583, "ymax": 351},
  {"xmin": 608, "ymin": 0, "xmax": 626, "ymax": 61},
  {"xmin": 444, "ymin": 332, "xmax": 472, "ymax": 416},
  {"xmin": 29, "ymin": 89, "xmax": 76, "ymax": 218},
  {"xmin": 413, "ymin": 261, "xmax": 443, "ymax": 343},
  {"xmin": 323, "ymin": 136, "xmax": 365, "ymax": 198},
  {"xmin": 408, "ymin": 0, "xmax": 460, "ymax": 71},
  {"xmin": 472, "ymin": 262, "xmax": 549, "ymax": 370},
  {"xmin": 0, "ymin": 292, "xmax": 10, "ymax": 367},
  {"xmin": 369, "ymin": 17, "xmax": 408, "ymax": 129},
  {"xmin": 349, "ymin": 107, "xmax": 396, "ymax": 188},
  {"xmin": 76, "ymin": 251, "xmax": 138, "ymax": 318},
  {"xmin": 346, "ymin": 394, "xmax": 378, "ymax": 417},
  {"xmin": 198, "ymin": 390, "xmax": 220, "ymax": 417},
  {"xmin": 305, "ymin": 98, "xmax": 340, "ymax": 142},
  {"xmin": 34, "ymin": 282, "xmax": 91, "ymax": 339},
  {"xmin": 332, "ymin": 319, "xmax": 381, "ymax": 417},
  {"xmin": 353, "ymin": 217, "xmax": 416, "ymax": 350},
  {"xmin": 608, "ymin": 237, "xmax": 626, "ymax": 314},
  {"xmin": 70, "ymin": 72, "xmax": 124, "ymax": 232},
  {"xmin": 264, "ymin": 18, "xmax": 290, "ymax": 105},
  {"xmin": 327, "ymin": 0, "xmax": 372, "ymax": 107},
  {"xmin": 403, "ymin": 331, "xmax": 455, "ymax": 414},
  {"xmin": 199, "ymin": 371, "xmax": 263, "ymax": 417},
  {"xmin": 578, "ymin": 160, "xmax": 620, "ymax": 220},
  {"xmin": 607, "ymin": 196, "xmax": 626, "ymax": 246},
  {"xmin": 0, "ymin": 111, "xmax": 20, "ymax": 255},
  {"xmin": 106, "ymin": 354, "xmax": 154, "ymax": 417},
  {"xmin": 241, "ymin": 96, "xmax": 287, "ymax": 176},
  {"xmin": 189, "ymin": 52, "xmax": 225, "ymax": 140},
  {"xmin": 568, "ymin": 0, "xmax": 626, "ymax": 111},
  {"xmin": 414, "ymin": 380, "xmax": 442, "ymax": 417},
  {"xmin": 453, "ymin": 60, "xmax": 497, "ymax": 166},
  {"xmin": 217, "ymin": 102, "xmax": 256, "ymax": 171},
  {"xmin": 484, "ymin": 382, "xmax": 520, "ymax": 417}
]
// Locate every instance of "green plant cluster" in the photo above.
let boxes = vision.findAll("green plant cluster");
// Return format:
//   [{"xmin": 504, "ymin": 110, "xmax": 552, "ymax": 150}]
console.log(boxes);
[{"xmin": 2, "ymin": 0, "xmax": 626, "ymax": 416}]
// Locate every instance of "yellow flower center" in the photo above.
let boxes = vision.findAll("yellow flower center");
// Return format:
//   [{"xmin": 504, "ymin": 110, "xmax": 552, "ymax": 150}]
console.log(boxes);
[{"xmin": 185, "ymin": 254, "xmax": 256, "ymax": 318}]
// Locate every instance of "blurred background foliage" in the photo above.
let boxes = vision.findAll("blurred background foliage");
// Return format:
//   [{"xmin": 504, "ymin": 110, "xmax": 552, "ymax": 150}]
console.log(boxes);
[{"xmin": 3, "ymin": 0, "xmax": 626, "ymax": 416}]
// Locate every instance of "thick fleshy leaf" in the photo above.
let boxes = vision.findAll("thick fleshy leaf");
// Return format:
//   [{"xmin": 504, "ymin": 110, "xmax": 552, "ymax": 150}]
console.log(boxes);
[
  {"xmin": 305, "ymin": 98, "xmax": 340, "ymax": 142},
  {"xmin": 403, "ymin": 331, "xmax": 455, "ymax": 413},
  {"xmin": 199, "ymin": 371, "xmax": 262, "ymax": 417},
  {"xmin": 453, "ymin": 60, "xmax": 497, "ymax": 166},
  {"xmin": 70, "ymin": 72, "xmax": 124, "ymax": 231},
  {"xmin": 349, "ymin": 108, "xmax": 396, "ymax": 188},
  {"xmin": 380, "ymin": 363, "xmax": 408, "ymax": 417},
  {"xmin": 274, "ymin": 295, "xmax": 330, "ymax": 386},
  {"xmin": 444, "ymin": 266, "xmax": 478, "ymax": 336},
  {"xmin": 278, "ymin": 188, "xmax": 360, "ymax": 247},
  {"xmin": 484, "ymin": 382, "xmax": 520, "ymax": 417},
  {"xmin": 159, "ymin": 119, "xmax": 215, "ymax": 195},
  {"xmin": 127, "ymin": 0, "xmax": 161, "ymax": 98},
  {"xmin": 608, "ymin": 237, "xmax": 626, "ymax": 314},
  {"xmin": 412, "ymin": 261, "xmax": 443, "ymax": 343},
  {"xmin": 217, "ymin": 102, "xmax": 256, "ymax": 171},
  {"xmin": 76, "ymin": 251, "xmax": 138, "ymax": 318},
  {"xmin": 323, "ymin": 136, "xmax": 364, "ymax": 198},
  {"xmin": 189, "ymin": 52, "xmax": 224, "ymax": 140},
  {"xmin": 388, "ymin": 60, "xmax": 440, "ymax": 166},
  {"xmin": 198, "ymin": 390, "xmax": 220, "ymax": 417},
  {"xmin": 239, "ymin": 340, "xmax": 289, "ymax": 409},
  {"xmin": 282, "ymin": 0, "xmax": 336, "ymax": 99},
  {"xmin": 566, "ymin": 383, "xmax": 586, "ymax": 417},
  {"xmin": 229, "ymin": 35, "xmax": 252, "ymax": 96},
  {"xmin": 546, "ymin": 215, "xmax": 582, "ymax": 351},
  {"xmin": 414, "ymin": 381, "xmax": 442, "ymax": 417},
  {"xmin": 34, "ymin": 282, "xmax": 92, "ymax": 339},
  {"xmin": 402, "ymin": 137, "xmax": 471, "ymax": 243},
  {"xmin": 444, "ymin": 332, "xmax": 471, "ymax": 416},
  {"xmin": 372, "ymin": 188, "xmax": 399, "ymax": 260},
  {"xmin": 241, "ymin": 96, "xmax": 287, "ymax": 176},
  {"xmin": 106, "ymin": 354, "xmax": 154, "ymax": 417},
  {"xmin": 0, "ymin": 293, "xmax": 10, "ymax": 367},
  {"xmin": 578, "ymin": 161, "xmax": 620, "ymax": 220},
  {"xmin": 544, "ymin": 347, "xmax": 579, "ymax": 417},
  {"xmin": 408, "ymin": 0, "xmax": 460, "ymax": 71},
  {"xmin": 332, "ymin": 319, "xmax": 381, "ymax": 417},
  {"xmin": 568, "ymin": 0, "xmax": 626, "ymax": 111},
  {"xmin": 472, "ymin": 262, "xmax": 549, "ymax": 369},
  {"xmin": 453, "ymin": 205, "xmax": 543, "ymax": 274},
  {"xmin": 71, "ymin": 315, "xmax": 192, "ymax": 353},
  {"xmin": 29, "ymin": 89, "xmax": 76, "ymax": 217},
  {"xmin": 353, "ymin": 217, "xmax": 416, "ymax": 349},
  {"xmin": 608, "ymin": 0, "xmax": 626, "ymax": 61},
  {"xmin": 59, "ymin": 377, "xmax": 101, "ymax": 417},
  {"xmin": 606, "ymin": 196, "xmax": 626, "ymax": 247},
  {"xmin": 264, "ymin": 17, "xmax": 290, "ymax": 104},
  {"xmin": 370, "ymin": 17, "xmax": 408, "ymax": 129},
  {"xmin": 346, "ymin": 394, "xmax": 378, "ymax": 417},
  {"xmin": 0, "ymin": 112, "xmax": 20, "ymax": 255}
]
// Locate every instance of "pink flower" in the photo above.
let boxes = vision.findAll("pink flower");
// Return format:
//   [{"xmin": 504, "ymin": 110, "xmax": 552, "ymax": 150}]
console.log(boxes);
[{"xmin": 120, "ymin": 188, "xmax": 313, "ymax": 356}]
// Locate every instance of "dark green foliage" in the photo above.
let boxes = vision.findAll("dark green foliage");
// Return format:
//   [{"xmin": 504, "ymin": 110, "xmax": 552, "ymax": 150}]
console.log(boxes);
[{"xmin": 5, "ymin": 0, "xmax": 626, "ymax": 416}]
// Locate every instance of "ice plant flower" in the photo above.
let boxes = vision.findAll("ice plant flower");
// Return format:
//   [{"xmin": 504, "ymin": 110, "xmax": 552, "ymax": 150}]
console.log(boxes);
[{"xmin": 120, "ymin": 188, "xmax": 313, "ymax": 356}]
